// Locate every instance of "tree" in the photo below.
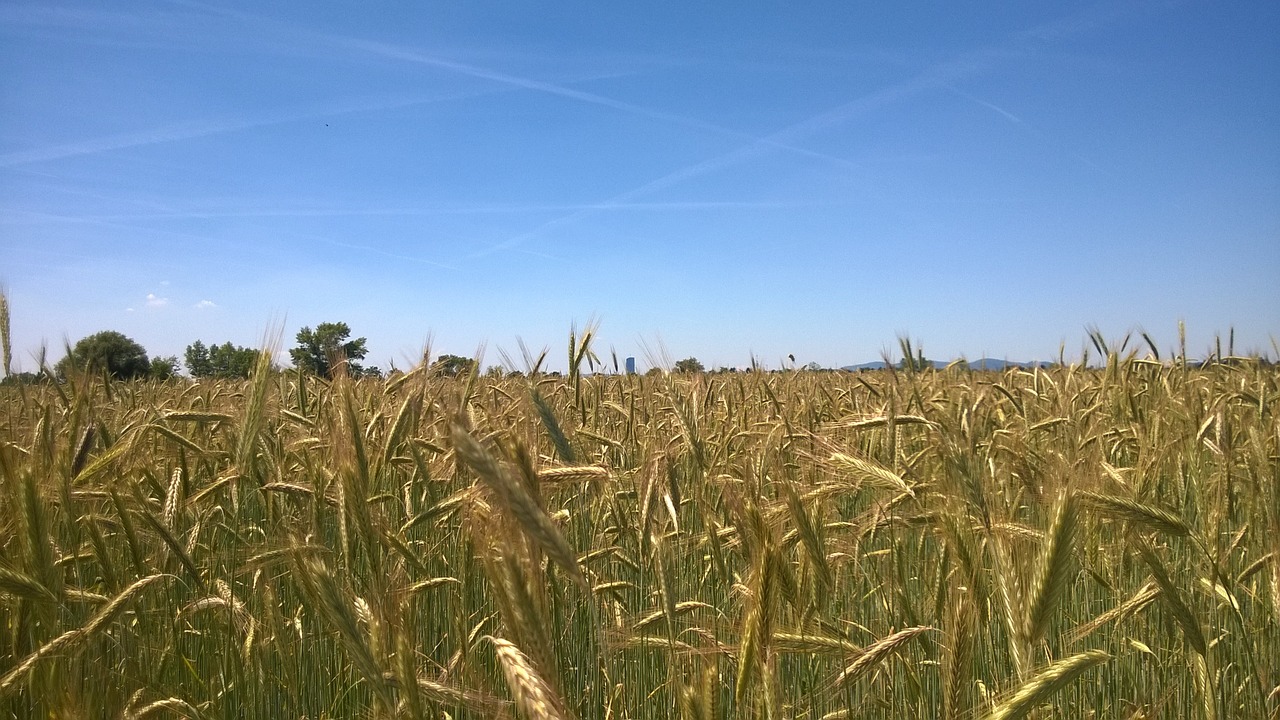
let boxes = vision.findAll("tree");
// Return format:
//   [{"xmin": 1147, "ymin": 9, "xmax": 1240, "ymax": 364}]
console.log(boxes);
[
  {"xmin": 673, "ymin": 357, "xmax": 705, "ymax": 374},
  {"xmin": 55, "ymin": 331, "xmax": 151, "ymax": 380},
  {"xmin": 0, "ymin": 371, "xmax": 49, "ymax": 386},
  {"xmin": 185, "ymin": 340, "xmax": 212, "ymax": 377},
  {"xmin": 207, "ymin": 341, "xmax": 257, "ymax": 378},
  {"xmin": 432, "ymin": 354, "xmax": 476, "ymax": 377},
  {"xmin": 150, "ymin": 356, "xmax": 179, "ymax": 380},
  {"xmin": 897, "ymin": 351, "xmax": 933, "ymax": 372},
  {"xmin": 290, "ymin": 322, "xmax": 368, "ymax": 379},
  {"xmin": 185, "ymin": 340, "xmax": 260, "ymax": 379}
]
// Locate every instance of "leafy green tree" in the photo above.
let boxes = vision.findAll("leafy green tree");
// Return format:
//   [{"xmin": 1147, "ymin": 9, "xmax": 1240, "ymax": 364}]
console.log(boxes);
[
  {"xmin": 432, "ymin": 354, "xmax": 476, "ymax": 377},
  {"xmin": 209, "ymin": 342, "xmax": 254, "ymax": 378},
  {"xmin": 56, "ymin": 331, "xmax": 151, "ymax": 380},
  {"xmin": 185, "ymin": 340, "xmax": 259, "ymax": 379},
  {"xmin": 185, "ymin": 340, "xmax": 212, "ymax": 377},
  {"xmin": 150, "ymin": 356, "xmax": 179, "ymax": 380},
  {"xmin": 0, "ymin": 371, "xmax": 48, "ymax": 386},
  {"xmin": 290, "ymin": 322, "xmax": 368, "ymax": 379},
  {"xmin": 673, "ymin": 357, "xmax": 705, "ymax": 374},
  {"xmin": 897, "ymin": 352, "xmax": 933, "ymax": 372}
]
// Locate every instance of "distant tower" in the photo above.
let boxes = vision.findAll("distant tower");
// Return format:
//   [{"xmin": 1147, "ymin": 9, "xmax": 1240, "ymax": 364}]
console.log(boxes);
[{"xmin": 625, "ymin": 357, "xmax": 636, "ymax": 375}]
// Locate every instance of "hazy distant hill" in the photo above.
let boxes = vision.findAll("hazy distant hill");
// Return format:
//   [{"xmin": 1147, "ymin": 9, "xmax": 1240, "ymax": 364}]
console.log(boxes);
[{"xmin": 840, "ymin": 358, "xmax": 1052, "ymax": 371}]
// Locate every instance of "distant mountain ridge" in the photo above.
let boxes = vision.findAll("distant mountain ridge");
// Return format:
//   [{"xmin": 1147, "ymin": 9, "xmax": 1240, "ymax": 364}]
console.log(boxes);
[{"xmin": 840, "ymin": 358, "xmax": 1053, "ymax": 371}]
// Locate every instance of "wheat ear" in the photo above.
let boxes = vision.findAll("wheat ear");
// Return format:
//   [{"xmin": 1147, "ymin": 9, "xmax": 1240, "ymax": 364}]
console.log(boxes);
[
  {"xmin": 984, "ymin": 649, "xmax": 1110, "ymax": 720},
  {"xmin": 486, "ymin": 635, "xmax": 569, "ymax": 720}
]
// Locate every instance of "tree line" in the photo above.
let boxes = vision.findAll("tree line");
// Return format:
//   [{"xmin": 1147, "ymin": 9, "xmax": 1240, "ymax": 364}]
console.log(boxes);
[
  {"xmin": 5, "ymin": 322, "xmax": 397, "ymax": 383},
  {"xmin": 0, "ymin": 321, "xmax": 485, "ymax": 384},
  {"xmin": 6, "ymin": 322, "xmax": 754, "ymax": 384}
]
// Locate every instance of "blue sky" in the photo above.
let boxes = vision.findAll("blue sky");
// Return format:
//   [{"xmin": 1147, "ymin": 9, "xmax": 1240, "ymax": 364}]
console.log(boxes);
[{"xmin": 2, "ymin": 1, "xmax": 1277, "ymax": 373}]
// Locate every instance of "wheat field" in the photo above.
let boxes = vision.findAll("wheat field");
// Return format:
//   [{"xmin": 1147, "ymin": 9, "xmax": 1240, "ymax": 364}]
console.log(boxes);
[{"xmin": 1, "ymin": 345, "xmax": 1277, "ymax": 719}]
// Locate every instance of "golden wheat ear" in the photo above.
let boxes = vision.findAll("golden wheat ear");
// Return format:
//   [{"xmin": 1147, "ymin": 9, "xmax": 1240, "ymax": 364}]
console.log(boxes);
[
  {"xmin": 983, "ymin": 650, "xmax": 1110, "ymax": 720},
  {"xmin": 451, "ymin": 419, "xmax": 588, "ymax": 589},
  {"xmin": 486, "ymin": 635, "xmax": 571, "ymax": 720}
]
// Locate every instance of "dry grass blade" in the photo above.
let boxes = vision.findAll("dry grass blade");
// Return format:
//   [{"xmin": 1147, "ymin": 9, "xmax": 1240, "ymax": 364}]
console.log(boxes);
[
  {"xmin": 537, "ymin": 466, "xmax": 609, "ymax": 484},
  {"xmin": 408, "ymin": 576, "xmax": 461, "ymax": 595},
  {"xmin": 1080, "ymin": 491, "xmax": 1190, "ymax": 537},
  {"xmin": 161, "ymin": 410, "xmax": 236, "ymax": 424},
  {"xmin": 411, "ymin": 676, "xmax": 511, "ymax": 716},
  {"xmin": 992, "ymin": 542, "xmax": 1029, "ymax": 681},
  {"xmin": 1067, "ymin": 581, "xmax": 1160, "ymax": 644},
  {"xmin": 70, "ymin": 425, "xmax": 95, "ymax": 476},
  {"xmin": 378, "ymin": 389, "xmax": 421, "ymax": 479},
  {"xmin": 828, "ymin": 453, "xmax": 915, "ymax": 497},
  {"xmin": 0, "ymin": 564, "xmax": 57, "ymax": 603},
  {"xmin": 633, "ymin": 601, "xmax": 714, "ymax": 632},
  {"xmin": 0, "ymin": 574, "xmax": 170, "ymax": 696},
  {"xmin": 824, "ymin": 414, "xmax": 933, "ymax": 431},
  {"xmin": 147, "ymin": 423, "xmax": 208, "ymax": 456},
  {"xmin": 944, "ymin": 589, "xmax": 976, "ymax": 720},
  {"xmin": 735, "ymin": 536, "xmax": 780, "ymax": 707},
  {"xmin": 124, "ymin": 696, "xmax": 202, "ymax": 719},
  {"xmin": 780, "ymin": 480, "xmax": 833, "ymax": 590},
  {"xmin": 772, "ymin": 632, "xmax": 863, "ymax": 655},
  {"xmin": 531, "ymin": 388, "xmax": 576, "ymax": 463},
  {"xmin": 135, "ymin": 502, "xmax": 206, "ymax": 592},
  {"xmin": 1024, "ymin": 493, "xmax": 1078, "ymax": 647},
  {"xmin": 0, "ymin": 287, "xmax": 10, "ymax": 377},
  {"xmin": 486, "ymin": 635, "xmax": 568, "ymax": 720},
  {"xmin": 72, "ymin": 433, "xmax": 135, "ymax": 484},
  {"xmin": 983, "ymin": 649, "xmax": 1110, "ymax": 720},
  {"xmin": 234, "ymin": 327, "xmax": 279, "ymax": 484},
  {"xmin": 451, "ymin": 420, "xmax": 587, "ymax": 588},
  {"xmin": 289, "ymin": 554, "xmax": 396, "ymax": 713},
  {"xmin": 1235, "ymin": 551, "xmax": 1273, "ymax": 585},
  {"xmin": 1133, "ymin": 537, "xmax": 1207, "ymax": 656},
  {"xmin": 832, "ymin": 626, "xmax": 934, "ymax": 689}
]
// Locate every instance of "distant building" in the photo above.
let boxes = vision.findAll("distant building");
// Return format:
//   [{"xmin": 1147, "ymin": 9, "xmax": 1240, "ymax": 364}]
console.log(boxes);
[{"xmin": 625, "ymin": 357, "xmax": 636, "ymax": 374}]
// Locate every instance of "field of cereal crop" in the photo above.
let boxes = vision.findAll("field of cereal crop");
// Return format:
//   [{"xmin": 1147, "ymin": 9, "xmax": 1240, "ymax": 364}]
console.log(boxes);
[{"xmin": 2, "ymin": 343, "xmax": 1278, "ymax": 719}]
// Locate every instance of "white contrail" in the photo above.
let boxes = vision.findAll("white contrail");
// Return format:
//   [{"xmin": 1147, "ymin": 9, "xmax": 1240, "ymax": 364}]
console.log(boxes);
[
  {"xmin": 4, "ymin": 199, "xmax": 837, "ymax": 223},
  {"xmin": 0, "ymin": 91, "xmax": 466, "ymax": 168},
  {"xmin": 5, "ymin": 0, "xmax": 868, "ymax": 171},
  {"xmin": 940, "ymin": 85, "xmax": 1023, "ymax": 124},
  {"xmin": 472, "ymin": 0, "xmax": 1140, "ymax": 258},
  {"xmin": 165, "ymin": 0, "xmax": 866, "ymax": 170},
  {"xmin": 473, "ymin": 49, "xmax": 997, "ymax": 257}
]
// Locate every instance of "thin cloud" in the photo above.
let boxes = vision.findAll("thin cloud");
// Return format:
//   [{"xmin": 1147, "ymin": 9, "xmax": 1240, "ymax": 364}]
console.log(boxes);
[
  {"xmin": 194, "ymin": 300, "xmax": 217, "ymax": 309},
  {"xmin": 941, "ymin": 85, "xmax": 1023, "ymax": 124},
  {"xmin": 0, "ymin": 91, "xmax": 476, "ymax": 168},
  {"xmin": 316, "ymin": 238, "xmax": 457, "ymax": 271},
  {"xmin": 145, "ymin": 293, "xmax": 169, "ymax": 308},
  {"xmin": 37, "ymin": 198, "xmax": 840, "ymax": 222},
  {"xmin": 10, "ymin": 0, "xmax": 873, "ymax": 177},
  {"xmin": 169, "ymin": 0, "xmax": 863, "ymax": 170},
  {"xmin": 474, "ymin": 49, "xmax": 997, "ymax": 257},
  {"xmin": 329, "ymin": 42, "xmax": 874, "ymax": 171},
  {"xmin": 473, "ymin": 3, "xmax": 1127, "ymax": 258}
]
